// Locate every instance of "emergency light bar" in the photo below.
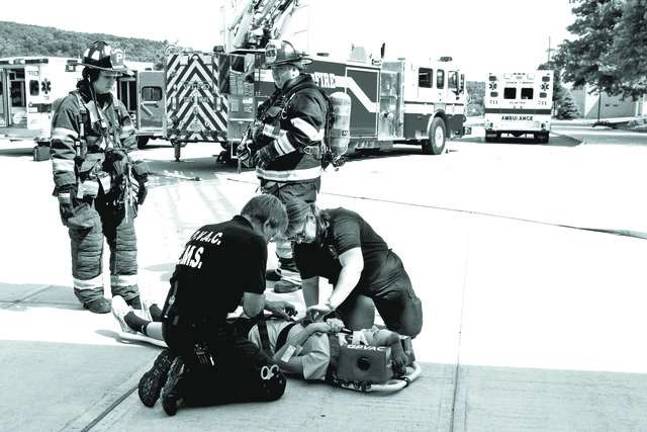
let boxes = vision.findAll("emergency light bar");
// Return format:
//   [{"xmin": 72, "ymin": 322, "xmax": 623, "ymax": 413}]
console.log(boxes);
[{"xmin": 0, "ymin": 58, "xmax": 50, "ymax": 65}]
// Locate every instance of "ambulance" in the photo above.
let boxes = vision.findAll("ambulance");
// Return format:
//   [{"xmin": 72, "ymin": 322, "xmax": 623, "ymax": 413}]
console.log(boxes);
[
  {"xmin": 0, "ymin": 57, "xmax": 79, "ymax": 143},
  {"xmin": 484, "ymin": 71, "xmax": 553, "ymax": 143}
]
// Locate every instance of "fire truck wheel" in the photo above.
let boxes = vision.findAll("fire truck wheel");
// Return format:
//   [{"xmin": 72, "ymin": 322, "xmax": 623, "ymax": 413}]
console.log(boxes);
[
  {"xmin": 137, "ymin": 137, "xmax": 150, "ymax": 149},
  {"xmin": 422, "ymin": 117, "xmax": 447, "ymax": 155}
]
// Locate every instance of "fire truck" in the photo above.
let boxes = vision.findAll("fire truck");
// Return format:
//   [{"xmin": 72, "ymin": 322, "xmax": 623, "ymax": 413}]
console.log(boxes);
[
  {"xmin": 165, "ymin": 0, "xmax": 469, "ymax": 161},
  {"xmin": 0, "ymin": 56, "xmax": 79, "ymax": 143},
  {"xmin": 116, "ymin": 67, "xmax": 166, "ymax": 148},
  {"xmin": 484, "ymin": 71, "xmax": 553, "ymax": 143}
]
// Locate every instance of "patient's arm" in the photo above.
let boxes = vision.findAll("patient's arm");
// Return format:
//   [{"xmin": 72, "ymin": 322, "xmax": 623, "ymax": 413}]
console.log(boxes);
[{"xmin": 273, "ymin": 322, "xmax": 331, "ymax": 376}]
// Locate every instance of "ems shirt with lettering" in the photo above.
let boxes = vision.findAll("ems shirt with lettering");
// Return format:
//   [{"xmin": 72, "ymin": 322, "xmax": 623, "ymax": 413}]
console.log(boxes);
[
  {"xmin": 172, "ymin": 215, "xmax": 266, "ymax": 323},
  {"xmin": 294, "ymin": 208, "xmax": 394, "ymax": 292}
]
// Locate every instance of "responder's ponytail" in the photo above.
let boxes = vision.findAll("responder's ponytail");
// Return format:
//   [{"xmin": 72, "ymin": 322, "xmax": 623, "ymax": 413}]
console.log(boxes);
[{"xmin": 79, "ymin": 67, "xmax": 100, "ymax": 85}]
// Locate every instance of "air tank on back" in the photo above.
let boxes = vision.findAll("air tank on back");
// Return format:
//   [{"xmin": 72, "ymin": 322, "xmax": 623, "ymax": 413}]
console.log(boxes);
[{"xmin": 326, "ymin": 91, "xmax": 351, "ymax": 157}]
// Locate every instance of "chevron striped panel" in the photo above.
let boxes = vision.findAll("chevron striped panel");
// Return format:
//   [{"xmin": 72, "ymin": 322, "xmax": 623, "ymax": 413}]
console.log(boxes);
[{"xmin": 165, "ymin": 52, "xmax": 228, "ymax": 142}]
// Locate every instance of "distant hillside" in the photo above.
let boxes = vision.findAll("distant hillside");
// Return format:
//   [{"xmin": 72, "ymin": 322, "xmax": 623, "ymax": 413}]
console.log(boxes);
[{"xmin": 0, "ymin": 21, "xmax": 170, "ymax": 68}]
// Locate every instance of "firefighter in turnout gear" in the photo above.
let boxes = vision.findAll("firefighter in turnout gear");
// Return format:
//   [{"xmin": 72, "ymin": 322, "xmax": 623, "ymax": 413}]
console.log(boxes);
[
  {"xmin": 50, "ymin": 41, "xmax": 150, "ymax": 314},
  {"xmin": 238, "ymin": 39, "xmax": 328, "ymax": 294}
]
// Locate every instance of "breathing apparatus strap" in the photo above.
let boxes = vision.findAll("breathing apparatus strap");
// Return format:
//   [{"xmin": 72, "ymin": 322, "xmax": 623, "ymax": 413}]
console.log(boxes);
[{"xmin": 275, "ymin": 321, "xmax": 300, "ymax": 353}]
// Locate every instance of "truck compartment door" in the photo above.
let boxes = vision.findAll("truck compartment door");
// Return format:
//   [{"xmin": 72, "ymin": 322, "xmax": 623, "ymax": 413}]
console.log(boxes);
[
  {"xmin": 377, "ymin": 62, "xmax": 404, "ymax": 139},
  {"xmin": 345, "ymin": 67, "xmax": 378, "ymax": 138}
]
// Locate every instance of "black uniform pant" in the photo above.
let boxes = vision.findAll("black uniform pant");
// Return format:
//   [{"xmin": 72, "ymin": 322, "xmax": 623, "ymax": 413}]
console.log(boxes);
[
  {"xmin": 336, "ymin": 251, "xmax": 423, "ymax": 338},
  {"xmin": 163, "ymin": 323, "xmax": 286, "ymax": 406}
]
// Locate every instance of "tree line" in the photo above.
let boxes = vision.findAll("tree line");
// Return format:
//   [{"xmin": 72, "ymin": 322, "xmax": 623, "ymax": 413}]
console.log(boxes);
[{"xmin": 0, "ymin": 21, "xmax": 170, "ymax": 68}]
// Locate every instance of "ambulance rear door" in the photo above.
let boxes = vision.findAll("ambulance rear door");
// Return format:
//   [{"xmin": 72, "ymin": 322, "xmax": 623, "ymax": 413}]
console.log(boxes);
[
  {"xmin": 6, "ymin": 67, "xmax": 27, "ymax": 128},
  {"xmin": 136, "ymin": 70, "xmax": 166, "ymax": 136}
]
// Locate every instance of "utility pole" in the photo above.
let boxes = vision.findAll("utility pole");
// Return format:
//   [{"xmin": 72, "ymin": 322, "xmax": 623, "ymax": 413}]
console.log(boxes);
[{"xmin": 547, "ymin": 36, "xmax": 551, "ymax": 65}]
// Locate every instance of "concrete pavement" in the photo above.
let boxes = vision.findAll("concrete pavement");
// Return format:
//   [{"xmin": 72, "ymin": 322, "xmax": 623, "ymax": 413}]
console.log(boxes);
[{"xmin": 1, "ymin": 133, "xmax": 647, "ymax": 431}]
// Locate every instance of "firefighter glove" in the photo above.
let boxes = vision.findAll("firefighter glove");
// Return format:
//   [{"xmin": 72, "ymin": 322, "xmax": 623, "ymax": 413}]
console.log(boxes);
[
  {"xmin": 105, "ymin": 149, "xmax": 128, "ymax": 177},
  {"xmin": 252, "ymin": 121, "xmax": 275, "ymax": 148},
  {"xmin": 251, "ymin": 145, "xmax": 278, "ymax": 168},
  {"xmin": 236, "ymin": 140, "xmax": 252, "ymax": 162},
  {"xmin": 252, "ymin": 121, "xmax": 265, "ymax": 144}
]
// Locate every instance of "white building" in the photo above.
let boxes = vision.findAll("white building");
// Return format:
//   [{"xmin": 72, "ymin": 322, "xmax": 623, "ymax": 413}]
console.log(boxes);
[{"xmin": 570, "ymin": 85, "xmax": 647, "ymax": 119}]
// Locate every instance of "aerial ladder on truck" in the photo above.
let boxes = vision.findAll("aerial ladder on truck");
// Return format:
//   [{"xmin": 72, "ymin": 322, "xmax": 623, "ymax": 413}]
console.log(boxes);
[{"xmin": 227, "ymin": 0, "xmax": 302, "ymax": 50}]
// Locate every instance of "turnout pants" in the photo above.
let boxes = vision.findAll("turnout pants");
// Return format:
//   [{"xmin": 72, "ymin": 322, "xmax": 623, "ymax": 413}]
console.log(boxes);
[
  {"xmin": 163, "ymin": 324, "xmax": 286, "ymax": 406},
  {"xmin": 68, "ymin": 192, "xmax": 139, "ymax": 305},
  {"xmin": 261, "ymin": 179, "xmax": 320, "ymax": 284}
]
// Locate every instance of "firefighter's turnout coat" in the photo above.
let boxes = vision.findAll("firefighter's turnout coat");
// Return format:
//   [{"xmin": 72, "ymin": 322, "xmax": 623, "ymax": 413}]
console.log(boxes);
[
  {"xmin": 50, "ymin": 82, "xmax": 148, "ymax": 305},
  {"xmin": 253, "ymin": 74, "xmax": 328, "ymax": 183}
]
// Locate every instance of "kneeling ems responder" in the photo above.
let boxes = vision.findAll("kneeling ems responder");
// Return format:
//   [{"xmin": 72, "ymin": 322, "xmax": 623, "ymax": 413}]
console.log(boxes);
[
  {"xmin": 285, "ymin": 199, "xmax": 424, "ymax": 338},
  {"xmin": 138, "ymin": 195, "xmax": 295, "ymax": 416},
  {"xmin": 50, "ymin": 41, "xmax": 150, "ymax": 313}
]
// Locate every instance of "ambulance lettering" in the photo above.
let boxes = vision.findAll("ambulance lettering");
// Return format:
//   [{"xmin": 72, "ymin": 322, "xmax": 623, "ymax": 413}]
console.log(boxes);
[{"xmin": 501, "ymin": 115, "xmax": 533, "ymax": 121}]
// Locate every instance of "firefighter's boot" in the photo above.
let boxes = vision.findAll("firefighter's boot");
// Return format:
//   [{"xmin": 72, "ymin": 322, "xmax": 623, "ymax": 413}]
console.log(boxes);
[
  {"xmin": 75, "ymin": 288, "xmax": 111, "ymax": 314},
  {"xmin": 83, "ymin": 297, "xmax": 112, "ymax": 314}
]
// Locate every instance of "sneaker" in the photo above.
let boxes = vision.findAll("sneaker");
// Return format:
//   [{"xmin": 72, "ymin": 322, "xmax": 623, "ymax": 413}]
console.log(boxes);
[
  {"xmin": 162, "ymin": 357, "xmax": 185, "ymax": 416},
  {"xmin": 273, "ymin": 279, "xmax": 301, "ymax": 294},
  {"xmin": 83, "ymin": 297, "xmax": 111, "ymax": 314},
  {"xmin": 112, "ymin": 296, "xmax": 167, "ymax": 348},
  {"xmin": 266, "ymin": 269, "xmax": 281, "ymax": 282},
  {"xmin": 138, "ymin": 349, "xmax": 174, "ymax": 407}
]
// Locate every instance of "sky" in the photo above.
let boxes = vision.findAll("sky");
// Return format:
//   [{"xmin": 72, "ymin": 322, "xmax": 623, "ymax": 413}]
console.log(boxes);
[{"xmin": 3, "ymin": 0, "xmax": 575, "ymax": 80}]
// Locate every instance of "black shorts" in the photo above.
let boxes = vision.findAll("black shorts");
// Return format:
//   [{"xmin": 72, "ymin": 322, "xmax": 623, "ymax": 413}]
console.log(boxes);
[{"xmin": 337, "ymin": 251, "xmax": 423, "ymax": 337}]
